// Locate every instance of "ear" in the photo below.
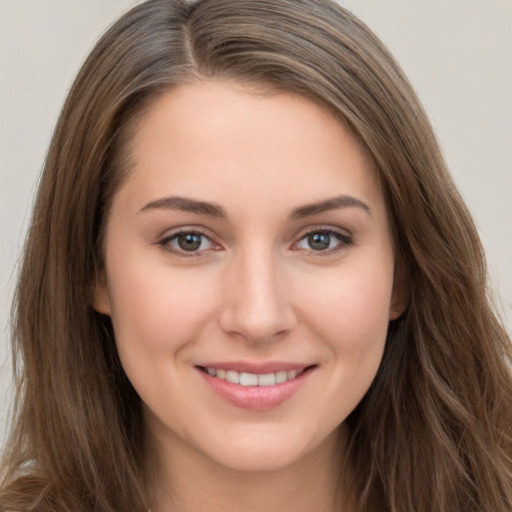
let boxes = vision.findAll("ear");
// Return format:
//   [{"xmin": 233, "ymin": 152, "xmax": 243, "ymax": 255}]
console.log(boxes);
[
  {"xmin": 92, "ymin": 274, "xmax": 111, "ymax": 316},
  {"xmin": 389, "ymin": 258, "xmax": 409, "ymax": 320}
]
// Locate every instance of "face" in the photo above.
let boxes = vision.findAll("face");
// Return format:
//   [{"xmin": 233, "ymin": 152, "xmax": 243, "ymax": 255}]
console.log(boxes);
[{"xmin": 96, "ymin": 81, "xmax": 406, "ymax": 473}]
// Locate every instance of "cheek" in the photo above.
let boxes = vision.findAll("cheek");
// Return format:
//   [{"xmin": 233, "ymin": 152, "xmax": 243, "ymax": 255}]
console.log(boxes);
[
  {"xmin": 105, "ymin": 251, "xmax": 217, "ymax": 357},
  {"xmin": 300, "ymin": 266, "xmax": 393, "ymax": 418},
  {"xmin": 300, "ymin": 264, "xmax": 394, "ymax": 349},
  {"xmin": 104, "ymin": 257, "xmax": 221, "ymax": 417}
]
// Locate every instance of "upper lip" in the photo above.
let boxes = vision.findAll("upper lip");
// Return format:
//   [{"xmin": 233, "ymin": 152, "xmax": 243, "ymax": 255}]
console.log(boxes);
[{"xmin": 195, "ymin": 361, "xmax": 315, "ymax": 374}]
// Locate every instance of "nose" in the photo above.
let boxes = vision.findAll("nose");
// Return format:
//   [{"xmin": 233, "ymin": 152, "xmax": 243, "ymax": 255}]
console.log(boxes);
[{"xmin": 218, "ymin": 246, "xmax": 297, "ymax": 344}]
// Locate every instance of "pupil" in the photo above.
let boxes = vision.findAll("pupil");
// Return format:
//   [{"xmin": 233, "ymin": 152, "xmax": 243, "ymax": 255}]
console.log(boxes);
[
  {"xmin": 308, "ymin": 232, "xmax": 330, "ymax": 250},
  {"xmin": 178, "ymin": 233, "xmax": 202, "ymax": 251}
]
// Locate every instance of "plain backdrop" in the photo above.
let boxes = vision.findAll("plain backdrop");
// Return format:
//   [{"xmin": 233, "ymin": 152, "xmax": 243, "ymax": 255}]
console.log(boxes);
[{"xmin": 1, "ymin": 0, "xmax": 511, "ymax": 446}]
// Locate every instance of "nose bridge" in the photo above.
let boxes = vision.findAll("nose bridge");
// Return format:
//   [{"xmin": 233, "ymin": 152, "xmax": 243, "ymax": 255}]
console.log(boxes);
[{"xmin": 218, "ymin": 241, "xmax": 295, "ymax": 343}]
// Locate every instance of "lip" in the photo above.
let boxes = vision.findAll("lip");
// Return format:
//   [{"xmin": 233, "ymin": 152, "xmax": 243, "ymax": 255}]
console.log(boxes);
[
  {"xmin": 195, "ymin": 362, "xmax": 316, "ymax": 411},
  {"xmin": 196, "ymin": 361, "xmax": 310, "ymax": 374}
]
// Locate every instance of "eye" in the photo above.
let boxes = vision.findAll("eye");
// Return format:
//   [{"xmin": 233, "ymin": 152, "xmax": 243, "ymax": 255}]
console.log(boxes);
[
  {"xmin": 160, "ymin": 231, "xmax": 219, "ymax": 255},
  {"xmin": 294, "ymin": 229, "xmax": 352, "ymax": 253}
]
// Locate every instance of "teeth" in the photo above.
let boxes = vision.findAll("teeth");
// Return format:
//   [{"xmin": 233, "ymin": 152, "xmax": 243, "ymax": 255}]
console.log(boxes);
[
  {"xmin": 258, "ymin": 373, "xmax": 276, "ymax": 386},
  {"xmin": 275, "ymin": 371, "xmax": 287, "ymax": 384},
  {"xmin": 240, "ymin": 372, "xmax": 258, "ymax": 386},
  {"xmin": 226, "ymin": 370, "xmax": 240, "ymax": 384},
  {"xmin": 203, "ymin": 367, "xmax": 306, "ymax": 386}
]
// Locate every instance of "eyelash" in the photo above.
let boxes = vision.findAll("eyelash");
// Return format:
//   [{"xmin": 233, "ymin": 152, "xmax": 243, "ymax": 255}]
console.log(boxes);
[
  {"xmin": 158, "ymin": 228, "xmax": 220, "ymax": 258},
  {"xmin": 157, "ymin": 227, "xmax": 353, "ymax": 258},
  {"xmin": 294, "ymin": 228, "xmax": 353, "ymax": 256}
]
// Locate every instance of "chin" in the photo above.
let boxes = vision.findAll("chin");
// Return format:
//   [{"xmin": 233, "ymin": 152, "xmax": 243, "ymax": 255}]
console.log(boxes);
[
  {"xmin": 200, "ymin": 424, "xmax": 340, "ymax": 473},
  {"xmin": 210, "ymin": 445, "xmax": 307, "ymax": 473}
]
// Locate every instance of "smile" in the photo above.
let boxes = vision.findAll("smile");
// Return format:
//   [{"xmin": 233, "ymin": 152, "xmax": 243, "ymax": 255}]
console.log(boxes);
[
  {"xmin": 198, "ymin": 366, "xmax": 308, "ymax": 386},
  {"xmin": 196, "ymin": 364, "xmax": 316, "ymax": 410}
]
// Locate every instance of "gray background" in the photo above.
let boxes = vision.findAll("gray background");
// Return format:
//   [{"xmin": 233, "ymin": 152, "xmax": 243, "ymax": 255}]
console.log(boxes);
[{"xmin": 1, "ymin": 0, "xmax": 511, "ymax": 445}]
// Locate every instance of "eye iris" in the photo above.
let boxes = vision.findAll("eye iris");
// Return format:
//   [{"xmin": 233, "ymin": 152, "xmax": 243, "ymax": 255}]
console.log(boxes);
[
  {"xmin": 308, "ymin": 232, "xmax": 330, "ymax": 250},
  {"xmin": 178, "ymin": 233, "xmax": 202, "ymax": 251}
]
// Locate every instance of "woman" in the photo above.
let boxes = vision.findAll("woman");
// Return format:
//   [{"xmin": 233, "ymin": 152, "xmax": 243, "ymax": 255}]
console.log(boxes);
[{"xmin": 1, "ymin": 0, "xmax": 511, "ymax": 510}]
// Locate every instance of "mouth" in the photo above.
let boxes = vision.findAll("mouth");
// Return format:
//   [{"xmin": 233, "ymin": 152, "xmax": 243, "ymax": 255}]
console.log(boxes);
[
  {"xmin": 196, "ymin": 365, "xmax": 315, "ymax": 387},
  {"xmin": 195, "ymin": 363, "xmax": 317, "ymax": 410}
]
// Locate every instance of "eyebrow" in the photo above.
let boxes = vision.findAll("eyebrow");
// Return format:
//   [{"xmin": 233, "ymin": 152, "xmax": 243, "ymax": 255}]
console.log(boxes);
[
  {"xmin": 289, "ymin": 195, "xmax": 371, "ymax": 219},
  {"xmin": 139, "ymin": 196, "xmax": 227, "ymax": 218},
  {"xmin": 138, "ymin": 194, "xmax": 371, "ymax": 219}
]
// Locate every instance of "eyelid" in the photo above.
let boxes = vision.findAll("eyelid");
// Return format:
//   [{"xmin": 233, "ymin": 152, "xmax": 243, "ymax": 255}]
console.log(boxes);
[
  {"xmin": 291, "ymin": 225, "xmax": 354, "ymax": 255},
  {"xmin": 156, "ymin": 226, "xmax": 223, "ymax": 257},
  {"xmin": 154, "ymin": 224, "xmax": 353, "ymax": 257}
]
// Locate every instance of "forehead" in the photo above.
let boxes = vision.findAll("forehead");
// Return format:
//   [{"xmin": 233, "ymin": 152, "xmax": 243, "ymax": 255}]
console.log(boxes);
[{"xmin": 114, "ymin": 80, "xmax": 383, "ymax": 219}]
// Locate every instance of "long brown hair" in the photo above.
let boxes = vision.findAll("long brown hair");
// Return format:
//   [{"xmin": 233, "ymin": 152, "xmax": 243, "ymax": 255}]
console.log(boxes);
[{"xmin": 1, "ymin": 0, "xmax": 511, "ymax": 510}]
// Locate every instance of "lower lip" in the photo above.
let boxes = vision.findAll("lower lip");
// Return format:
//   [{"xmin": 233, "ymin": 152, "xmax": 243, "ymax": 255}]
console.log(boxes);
[{"xmin": 197, "ymin": 368, "xmax": 313, "ymax": 410}]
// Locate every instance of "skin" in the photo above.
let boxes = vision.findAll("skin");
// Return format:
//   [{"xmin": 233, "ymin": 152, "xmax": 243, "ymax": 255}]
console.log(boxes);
[{"xmin": 95, "ymin": 80, "xmax": 407, "ymax": 512}]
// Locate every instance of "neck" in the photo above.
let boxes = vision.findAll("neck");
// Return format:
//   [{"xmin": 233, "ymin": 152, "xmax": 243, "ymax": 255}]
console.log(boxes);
[{"xmin": 145, "ymin": 421, "xmax": 354, "ymax": 512}]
